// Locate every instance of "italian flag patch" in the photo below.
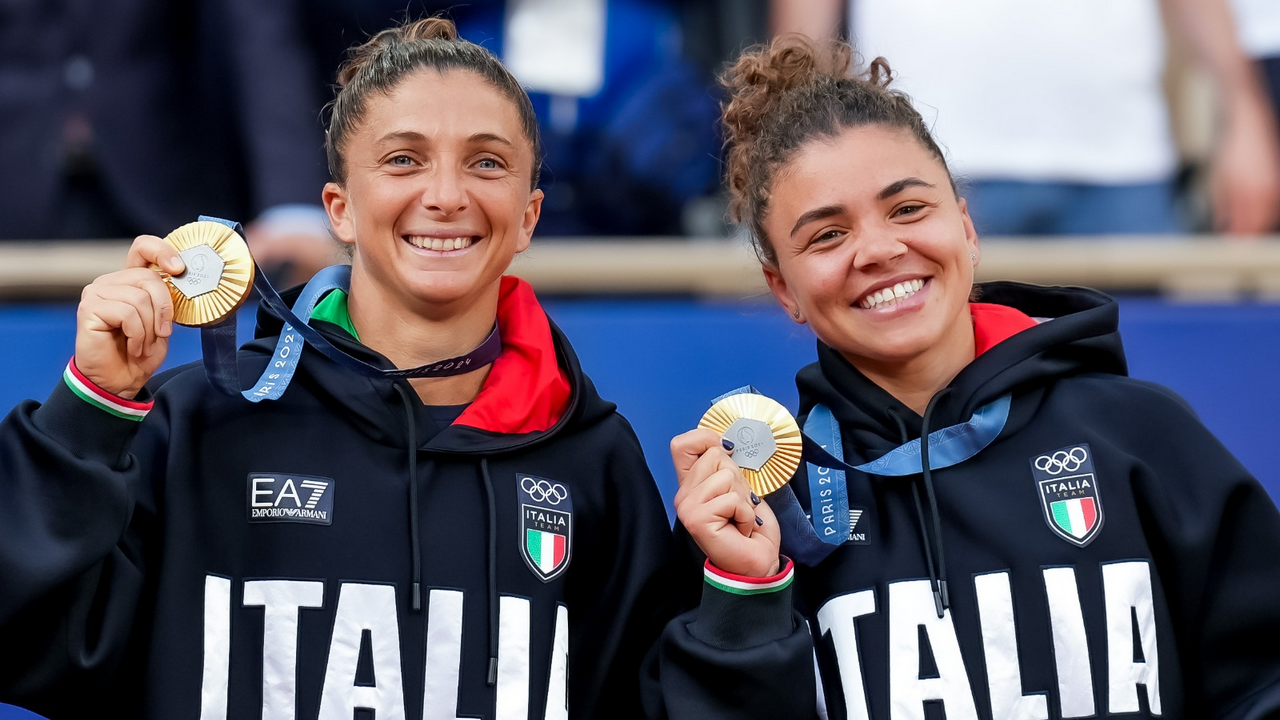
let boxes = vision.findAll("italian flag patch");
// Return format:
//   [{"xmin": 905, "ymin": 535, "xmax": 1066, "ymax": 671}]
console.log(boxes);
[
  {"xmin": 526, "ymin": 529, "xmax": 567, "ymax": 575},
  {"xmin": 517, "ymin": 474, "xmax": 573, "ymax": 582}
]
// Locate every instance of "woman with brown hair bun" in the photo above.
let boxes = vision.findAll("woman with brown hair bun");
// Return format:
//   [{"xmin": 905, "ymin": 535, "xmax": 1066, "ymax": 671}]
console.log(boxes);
[
  {"xmin": 0, "ymin": 17, "xmax": 675, "ymax": 719},
  {"xmin": 653, "ymin": 33, "xmax": 1280, "ymax": 719}
]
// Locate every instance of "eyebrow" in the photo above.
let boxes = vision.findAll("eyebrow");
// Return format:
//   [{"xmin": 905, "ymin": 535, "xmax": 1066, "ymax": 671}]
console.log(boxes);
[
  {"xmin": 373, "ymin": 130, "xmax": 517, "ymax": 149},
  {"xmin": 375, "ymin": 130, "xmax": 428, "ymax": 145},
  {"xmin": 790, "ymin": 204, "xmax": 845, "ymax": 238},
  {"xmin": 878, "ymin": 177, "xmax": 935, "ymax": 200},
  {"xmin": 468, "ymin": 132, "xmax": 517, "ymax": 149}
]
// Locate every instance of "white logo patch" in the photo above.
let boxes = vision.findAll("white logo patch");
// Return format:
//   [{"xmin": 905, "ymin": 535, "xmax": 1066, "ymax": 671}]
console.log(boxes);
[{"xmin": 248, "ymin": 473, "xmax": 335, "ymax": 525}]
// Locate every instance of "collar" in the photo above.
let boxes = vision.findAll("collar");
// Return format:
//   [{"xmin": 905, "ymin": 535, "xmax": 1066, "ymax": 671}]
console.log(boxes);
[
  {"xmin": 455, "ymin": 276, "xmax": 572, "ymax": 435},
  {"xmin": 311, "ymin": 288, "xmax": 361, "ymax": 341},
  {"xmin": 305, "ymin": 275, "xmax": 570, "ymax": 436}
]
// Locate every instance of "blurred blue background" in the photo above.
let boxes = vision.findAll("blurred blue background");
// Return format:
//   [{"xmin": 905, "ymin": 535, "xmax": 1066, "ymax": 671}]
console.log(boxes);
[{"xmin": 0, "ymin": 294, "xmax": 1274, "ymax": 513}]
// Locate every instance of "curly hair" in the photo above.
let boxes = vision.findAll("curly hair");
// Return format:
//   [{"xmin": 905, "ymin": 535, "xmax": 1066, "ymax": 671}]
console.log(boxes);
[
  {"xmin": 721, "ymin": 34, "xmax": 953, "ymax": 265},
  {"xmin": 325, "ymin": 17, "xmax": 542, "ymax": 188}
]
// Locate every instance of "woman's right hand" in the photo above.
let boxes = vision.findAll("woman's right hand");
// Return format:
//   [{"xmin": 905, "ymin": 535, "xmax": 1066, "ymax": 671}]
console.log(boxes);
[
  {"xmin": 74, "ymin": 235, "xmax": 185, "ymax": 399},
  {"xmin": 671, "ymin": 428, "xmax": 781, "ymax": 578}
]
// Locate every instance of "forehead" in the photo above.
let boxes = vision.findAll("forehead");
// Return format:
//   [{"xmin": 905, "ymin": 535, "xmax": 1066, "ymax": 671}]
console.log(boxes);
[
  {"xmin": 354, "ymin": 68, "xmax": 528, "ymax": 149},
  {"xmin": 773, "ymin": 125, "xmax": 946, "ymax": 207}
]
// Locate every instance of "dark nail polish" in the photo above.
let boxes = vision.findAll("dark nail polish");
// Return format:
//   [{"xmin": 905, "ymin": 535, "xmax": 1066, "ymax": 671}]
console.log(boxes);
[
  {"xmin": 750, "ymin": 492, "xmax": 761, "ymax": 505},
  {"xmin": 721, "ymin": 438, "xmax": 735, "ymax": 452},
  {"xmin": 755, "ymin": 516, "xmax": 764, "ymax": 527}
]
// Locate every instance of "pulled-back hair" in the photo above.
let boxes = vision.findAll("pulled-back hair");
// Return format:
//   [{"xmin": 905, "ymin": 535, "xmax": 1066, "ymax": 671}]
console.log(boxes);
[
  {"xmin": 721, "ymin": 34, "xmax": 953, "ymax": 265},
  {"xmin": 325, "ymin": 17, "xmax": 542, "ymax": 187}
]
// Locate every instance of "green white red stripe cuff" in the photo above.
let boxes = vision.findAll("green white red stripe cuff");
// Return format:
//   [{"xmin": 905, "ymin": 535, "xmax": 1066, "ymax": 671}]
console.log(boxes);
[
  {"xmin": 703, "ymin": 557, "xmax": 794, "ymax": 595},
  {"xmin": 64, "ymin": 359, "xmax": 153, "ymax": 422}
]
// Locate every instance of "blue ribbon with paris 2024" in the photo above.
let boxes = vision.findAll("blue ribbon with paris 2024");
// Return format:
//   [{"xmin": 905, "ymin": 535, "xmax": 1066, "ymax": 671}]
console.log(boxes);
[{"xmin": 729, "ymin": 389, "xmax": 1012, "ymax": 566}]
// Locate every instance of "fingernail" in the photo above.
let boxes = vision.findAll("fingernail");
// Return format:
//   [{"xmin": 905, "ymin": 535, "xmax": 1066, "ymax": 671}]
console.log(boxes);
[
  {"xmin": 755, "ymin": 516, "xmax": 764, "ymax": 527},
  {"xmin": 161, "ymin": 320, "xmax": 172, "ymax": 336},
  {"xmin": 721, "ymin": 438, "xmax": 735, "ymax": 452},
  {"xmin": 750, "ymin": 492, "xmax": 761, "ymax": 505}
]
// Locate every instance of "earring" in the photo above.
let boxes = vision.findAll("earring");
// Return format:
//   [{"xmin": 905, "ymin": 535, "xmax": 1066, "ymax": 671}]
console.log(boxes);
[
  {"xmin": 792, "ymin": 310, "xmax": 801, "ymax": 320},
  {"xmin": 970, "ymin": 252, "xmax": 977, "ymax": 261}
]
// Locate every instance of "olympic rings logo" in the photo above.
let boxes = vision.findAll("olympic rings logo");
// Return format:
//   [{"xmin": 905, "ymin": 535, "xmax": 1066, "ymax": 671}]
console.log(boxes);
[
  {"xmin": 521, "ymin": 477, "xmax": 568, "ymax": 505},
  {"xmin": 1034, "ymin": 447, "xmax": 1088, "ymax": 475}
]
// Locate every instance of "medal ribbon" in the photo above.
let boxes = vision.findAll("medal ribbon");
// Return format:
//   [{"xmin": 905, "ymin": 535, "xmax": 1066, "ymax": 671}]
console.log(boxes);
[
  {"xmin": 710, "ymin": 388, "xmax": 1012, "ymax": 566},
  {"xmin": 196, "ymin": 216, "xmax": 502, "ymax": 402}
]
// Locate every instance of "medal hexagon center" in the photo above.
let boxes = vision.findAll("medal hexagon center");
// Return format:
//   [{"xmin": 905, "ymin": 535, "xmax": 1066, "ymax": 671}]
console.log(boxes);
[
  {"xmin": 725, "ymin": 418, "xmax": 777, "ymax": 471},
  {"xmin": 171, "ymin": 244, "xmax": 226, "ymax": 299}
]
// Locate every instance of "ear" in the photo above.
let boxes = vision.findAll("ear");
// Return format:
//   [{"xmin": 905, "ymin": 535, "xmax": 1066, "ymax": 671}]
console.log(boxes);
[
  {"xmin": 322, "ymin": 182, "xmax": 357, "ymax": 246},
  {"xmin": 958, "ymin": 196, "xmax": 979, "ymax": 265},
  {"xmin": 515, "ymin": 188, "xmax": 543, "ymax": 254},
  {"xmin": 762, "ymin": 263, "xmax": 804, "ymax": 324}
]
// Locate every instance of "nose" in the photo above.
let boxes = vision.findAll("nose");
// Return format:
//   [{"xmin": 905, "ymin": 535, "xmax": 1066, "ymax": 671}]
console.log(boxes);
[
  {"xmin": 851, "ymin": 228, "xmax": 908, "ymax": 270},
  {"xmin": 420, "ymin": 164, "xmax": 469, "ymax": 215}
]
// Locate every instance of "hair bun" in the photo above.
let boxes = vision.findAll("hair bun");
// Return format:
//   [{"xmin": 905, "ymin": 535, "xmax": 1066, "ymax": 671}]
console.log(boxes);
[
  {"xmin": 336, "ymin": 17, "xmax": 460, "ymax": 88},
  {"xmin": 720, "ymin": 34, "xmax": 855, "ymax": 146},
  {"xmin": 400, "ymin": 17, "xmax": 459, "ymax": 43}
]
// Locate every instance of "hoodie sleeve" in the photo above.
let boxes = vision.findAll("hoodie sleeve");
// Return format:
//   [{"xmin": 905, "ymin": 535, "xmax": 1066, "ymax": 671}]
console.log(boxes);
[
  {"xmin": 640, "ymin": 507, "xmax": 817, "ymax": 720},
  {"xmin": 0, "ymin": 366, "xmax": 160, "ymax": 713},
  {"xmin": 643, "ymin": 555, "xmax": 818, "ymax": 720},
  {"xmin": 1126, "ymin": 383, "xmax": 1280, "ymax": 717}
]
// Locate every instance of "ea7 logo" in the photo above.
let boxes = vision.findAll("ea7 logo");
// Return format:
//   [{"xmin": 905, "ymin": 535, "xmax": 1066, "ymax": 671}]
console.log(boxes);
[{"xmin": 248, "ymin": 473, "xmax": 334, "ymax": 525}]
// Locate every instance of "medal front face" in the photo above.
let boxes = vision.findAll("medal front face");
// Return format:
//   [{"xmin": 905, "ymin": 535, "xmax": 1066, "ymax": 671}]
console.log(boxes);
[
  {"xmin": 161, "ymin": 220, "xmax": 255, "ymax": 327},
  {"xmin": 699, "ymin": 393, "xmax": 802, "ymax": 496}
]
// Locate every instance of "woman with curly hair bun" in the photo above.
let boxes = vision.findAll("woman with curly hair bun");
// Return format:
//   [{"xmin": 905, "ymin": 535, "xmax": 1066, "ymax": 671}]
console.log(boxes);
[
  {"xmin": 0, "ymin": 17, "xmax": 677, "ymax": 719},
  {"xmin": 651, "ymin": 33, "xmax": 1280, "ymax": 719}
]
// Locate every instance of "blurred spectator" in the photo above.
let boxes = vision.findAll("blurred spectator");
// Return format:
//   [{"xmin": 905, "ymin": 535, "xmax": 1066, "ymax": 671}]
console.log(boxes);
[
  {"xmin": 0, "ymin": 0, "xmax": 336, "ymax": 273},
  {"xmin": 772, "ymin": 0, "xmax": 1280, "ymax": 237},
  {"xmin": 303, "ymin": 0, "xmax": 722, "ymax": 237},
  {"xmin": 1233, "ymin": 0, "xmax": 1280, "ymax": 233}
]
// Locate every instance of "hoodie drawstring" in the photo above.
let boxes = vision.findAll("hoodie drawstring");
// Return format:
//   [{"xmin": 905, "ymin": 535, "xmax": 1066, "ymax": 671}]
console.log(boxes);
[
  {"xmin": 888, "ymin": 390, "xmax": 953, "ymax": 620},
  {"xmin": 480, "ymin": 457, "xmax": 499, "ymax": 686},
  {"xmin": 887, "ymin": 408, "xmax": 941, "ymax": 612},
  {"xmin": 920, "ymin": 388, "xmax": 952, "ymax": 618},
  {"xmin": 394, "ymin": 385, "xmax": 501, "ymax": 684},
  {"xmin": 394, "ymin": 384, "xmax": 425, "ymax": 612}
]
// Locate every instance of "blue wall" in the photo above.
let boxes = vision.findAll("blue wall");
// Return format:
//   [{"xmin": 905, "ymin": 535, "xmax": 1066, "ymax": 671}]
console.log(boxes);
[
  {"xmin": 0, "ymin": 296, "xmax": 1276, "ymax": 507},
  {"xmin": 1, "ymin": 295, "xmax": 1277, "ymax": 717}
]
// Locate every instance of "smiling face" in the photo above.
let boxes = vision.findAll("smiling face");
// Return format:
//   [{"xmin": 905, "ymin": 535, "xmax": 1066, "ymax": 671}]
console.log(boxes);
[
  {"xmin": 323, "ymin": 69, "xmax": 542, "ymax": 316},
  {"xmin": 761, "ymin": 124, "xmax": 979, "ymax": 379}
]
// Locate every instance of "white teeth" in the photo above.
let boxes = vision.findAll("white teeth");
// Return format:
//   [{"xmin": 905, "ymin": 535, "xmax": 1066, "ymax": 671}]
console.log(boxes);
[
  {"xmin": 405, "ymin": 236, "xmax": 474, "ymax": 251},
  {"xmin": 861, "ymin": 278, "xmax": 924, "ymax": 309}
]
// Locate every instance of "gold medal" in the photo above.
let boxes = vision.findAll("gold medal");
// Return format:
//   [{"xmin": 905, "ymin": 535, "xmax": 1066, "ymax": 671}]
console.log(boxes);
[
  {"xmin": 698, "ymin": 392, "xmax": 803, "ymax": 496},
  {"xmin": 159, "ymin": 220, "xmax": 255, "ymax": 327}
]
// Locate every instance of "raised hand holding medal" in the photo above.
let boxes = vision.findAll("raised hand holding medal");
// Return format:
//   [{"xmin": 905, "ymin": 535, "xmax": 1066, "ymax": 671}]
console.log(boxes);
[
  {"xmin": 72, "ymin": 221, "xmax": 254, "ymax": 399},
  {"xmin": 669, "ymin": 387, "xmax": 798, "ymax": 579}
]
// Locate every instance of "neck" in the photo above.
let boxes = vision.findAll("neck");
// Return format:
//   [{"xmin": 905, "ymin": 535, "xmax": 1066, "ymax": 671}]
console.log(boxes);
[
  {"xmin": 846, "ymin": 318, "xmax": 975, "ymax": 417},
  {"xmin": 347, "ymin": 276, "xmax": 500, "ymax": 406}
]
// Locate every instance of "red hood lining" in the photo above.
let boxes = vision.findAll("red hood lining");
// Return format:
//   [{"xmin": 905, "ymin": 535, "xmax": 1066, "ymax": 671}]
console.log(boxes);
[
  {"xmin": 971, "ymin": 302, "xmax": 1038, "ymax": 356},
  {"xmin": 454, "ymin": 276, "xmax": 571, "ymax": 435}
]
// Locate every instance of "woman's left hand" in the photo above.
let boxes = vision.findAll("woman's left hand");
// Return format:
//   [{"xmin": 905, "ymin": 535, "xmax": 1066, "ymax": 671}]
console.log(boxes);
[{"xmin": 671, "ymin": 428, "xmax": 781, "ymax": 577}]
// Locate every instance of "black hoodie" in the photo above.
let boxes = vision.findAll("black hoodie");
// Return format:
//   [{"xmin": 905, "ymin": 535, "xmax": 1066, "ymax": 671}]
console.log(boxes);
[
  {"xmin": 650, "ymin": 282, "xmax": 1280, "ymax": 720},
  {"xmin": 0, "ymin": 276, "xmax": 676, "ymax": 719}
]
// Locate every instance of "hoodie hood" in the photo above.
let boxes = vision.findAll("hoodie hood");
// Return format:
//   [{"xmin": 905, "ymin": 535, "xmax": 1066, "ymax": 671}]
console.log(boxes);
[
  {"xmin": 796, "ymin": 281, "xmax": 1127, "ymax": 465},
  {"xmin": 249, "ymin": 274, "xmax": 606, "ymax": 454}
]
